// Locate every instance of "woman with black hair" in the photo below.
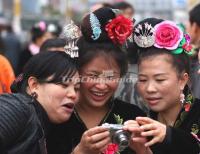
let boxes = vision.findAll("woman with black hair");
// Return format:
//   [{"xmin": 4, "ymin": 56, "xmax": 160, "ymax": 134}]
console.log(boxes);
[
  {"xmin": 126, "ymin": 18, "xmax": 200, "ymax": 154},
  {"xmin": 47, "ymin": 7, "xmax": 146, "ymax": 154},
  {"xmin": 0, "ymin": 51, "xmax": 80, "ymax": 154}
]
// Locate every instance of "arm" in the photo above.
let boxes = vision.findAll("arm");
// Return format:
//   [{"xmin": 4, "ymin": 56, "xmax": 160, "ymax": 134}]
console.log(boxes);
[
  {"xmin": 136, "ymin": 117, "xmax": 200, "ymax": 154},
  {"xmin": 0, "ymin": 94, "xmax": 30, "ymax": 148}
]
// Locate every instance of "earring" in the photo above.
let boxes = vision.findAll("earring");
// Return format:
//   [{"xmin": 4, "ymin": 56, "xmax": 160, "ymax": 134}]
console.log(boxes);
[
  {"xmin": 180, "ymin": 92, "xmax": 185, "ymax": 104},
  {"xmin": 31, "ymin": 92, "xmax": 38, "ymax": 100}
]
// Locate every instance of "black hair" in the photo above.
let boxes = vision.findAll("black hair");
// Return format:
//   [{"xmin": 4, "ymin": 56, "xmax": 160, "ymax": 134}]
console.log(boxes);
[
  {"xmin": 78, "ymin": 7, "xmax": 128, "ymax": 76},
  {"xmin": 31, "ymin": 22, "xmax": 47, "ymax": 43},
  {"xmin": 138, "ymin": 47, "xmax": 190, "ymax": 76},
  {"xmin": 40, "ymin": 38, "xmax": 66, "ymax": 52},
  {"xmin": 77, "ymin": 37, "xmax": 128, "ymax": 76},
  {"xmin": 81, "ymin": 7, "xmax": 116, "ymax": 43},
  {"xmin": 133, "ymin": 18, "xmax": 190, "ymax": 76},
  {"xmin": 11, "ymin": 51, "xmax": 78, "ymax": 93},
  {"xmin": 189, "ymin": 3, "xmax": 200, "ymax": 26},
  {"xmin": 112, "ymin": 2, "xmax": 134, "ymax": 12}
]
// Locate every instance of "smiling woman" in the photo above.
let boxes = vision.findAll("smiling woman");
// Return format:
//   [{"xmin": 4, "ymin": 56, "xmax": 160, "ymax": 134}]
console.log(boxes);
[
  {"xmin": 46, "ymin": 7, "xmax": 146, "ymax": 154},
  {"xmin": 0, "ymin": 51, "xmax": 79, "ymax": 154}
]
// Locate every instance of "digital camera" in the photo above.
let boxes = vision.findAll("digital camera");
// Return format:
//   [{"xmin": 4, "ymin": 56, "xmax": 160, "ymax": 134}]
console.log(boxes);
[{"xmin": 102, "ymin": 123, "xmax": 131, "ymax": 151}]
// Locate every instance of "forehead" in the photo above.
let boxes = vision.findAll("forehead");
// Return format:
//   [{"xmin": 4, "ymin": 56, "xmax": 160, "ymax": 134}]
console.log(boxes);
[
  {"xmin": 81, "ymin": 55, "xmax": 120, "ymax": 72},
  {"xmin": 138, "ymin": 54, "xmax": 176, "ymax": 75}
]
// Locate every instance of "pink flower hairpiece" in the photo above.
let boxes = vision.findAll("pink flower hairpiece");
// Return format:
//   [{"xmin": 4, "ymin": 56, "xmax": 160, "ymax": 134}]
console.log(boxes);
[
  {"xmin": 38, "ymin": 21, "xmax": 46, "ymax": 31},
  {"xmin": 154, "ymin": 21, "xmax": 183, "ymax": 50}
]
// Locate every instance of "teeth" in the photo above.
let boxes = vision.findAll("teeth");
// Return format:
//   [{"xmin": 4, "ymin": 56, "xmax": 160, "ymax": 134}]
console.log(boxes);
[{"xmin": 93, "ymin": 92, "xmax": 105, "ymax": 96}]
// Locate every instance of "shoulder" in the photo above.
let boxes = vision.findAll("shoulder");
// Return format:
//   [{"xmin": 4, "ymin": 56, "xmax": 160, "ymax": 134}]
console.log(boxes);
[
  {"xmin": 113, "ymin": 99, "xmax": 146, "ymax": 117},
  {"xmin": 0, "ymin": 93, "xmax": 32, "ymax": 120}
]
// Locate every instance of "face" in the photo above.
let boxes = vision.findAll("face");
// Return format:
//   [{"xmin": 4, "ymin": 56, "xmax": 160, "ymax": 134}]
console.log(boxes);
[
  {"xmin": 186, "ymin": 21, "xmax": 200, "ymax": 45},
  {"xmin": 137, "ymin": 54, "xmax": 188, "ymax": 113},
  {"xmin": 36, "ymin": 72, "xmax": 80, "ymax": 123},
  {"xmin": 80, "ymin": 55, "xmax": 120, "ymax": 108},
  {"xmin": 123, "ymin": 8, "xmax": 134, "ymax": 19}
]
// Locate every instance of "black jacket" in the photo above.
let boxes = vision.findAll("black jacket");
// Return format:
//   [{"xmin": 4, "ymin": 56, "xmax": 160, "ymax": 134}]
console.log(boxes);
[
  {"xmin": 0, "ymin": 93, "xmax": 50, "ymax": 154},
  {"xmin": 150, "ymin": 99, "xmax": 200, "ymax": 154},
  {"xmin": 47, "ymin": 99, "xmax": 145, "ymax": 154}
]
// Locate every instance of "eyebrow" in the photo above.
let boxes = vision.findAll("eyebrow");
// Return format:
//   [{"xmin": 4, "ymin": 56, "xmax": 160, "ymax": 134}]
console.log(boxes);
[{"xmin": 139, "ymin": 73, "xmax": 169, "ymax": 77}]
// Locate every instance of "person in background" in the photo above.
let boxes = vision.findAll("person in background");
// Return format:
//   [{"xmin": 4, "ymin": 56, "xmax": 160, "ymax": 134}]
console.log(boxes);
[
  {"xmin": 0, "ymin": 51, "xmax": 80, "ymax": 154},
  {"xmin": 17, "ymin": 21, "xmax": 53, "ymax": 75},
  {"xmin": 186, "ymin": 3, "xmax": 200, "ymax": 99},
  {"xmin": 90, "ymin": 2, "xmax": 112, "ymax": 12},
  {"xmin": 0, "ymin": 36, "xmax": 15, "ymax": 94},
  {"xmin": 40, "ymin": 38, "xmax": 66, "ymax": 52},
  {"xmin": 112, "ymin": 1, "xmax": 134, "ymax": 19}
]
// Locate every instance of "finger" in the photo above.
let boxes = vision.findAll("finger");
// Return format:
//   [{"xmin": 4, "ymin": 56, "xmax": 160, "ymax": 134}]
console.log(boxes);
[
  {"xmin": 124, "ymin": 120, "xmax": 138, "ymax": 125},
  {"xmin": 132, "ymin": 137, "xmax": 147, "ymax": 143},
  {"xmin": 145, "ymin": 137, "xmax": 160, "ymax": 147},
  {"xmin": 86, "ymin": 126, "xmax": 108, "ymax": 137},
  {"xmin": 198, "ymin": 69, "xmax": 200, "ymax": 74},
  {"xmin": 140, "ymin": 123, "xmax": 157, "ymax": 131},
  {"xmin": 89, "ymin": 131, "xmax": 110, "ymax": 143},
  {"xmin": 141, "ymin": 130, "xmax": 159, "ymax": 137},
  {"xmin": 124, "ymin": 125, "xmax": 142, "ymax": 133},
  {"xmin": 91, "ymin": 137, "xmax": 111, "ymax": 151},
  {"xmin": 136, "ymin": 117, "xmax": 155, "ymax": 124}
]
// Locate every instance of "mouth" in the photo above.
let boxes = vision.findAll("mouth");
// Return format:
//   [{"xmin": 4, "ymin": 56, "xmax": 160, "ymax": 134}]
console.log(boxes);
[
  {"xmin": 146, "ymin": 97, "xmax": 161, "ymax": 106},
  {"xmin": 90, "ymin": 90, "xmax": 109, "ymax": 101},
  {"xmin": 61, "ymin": 103, "xmax": 75, "ymax": 113}
]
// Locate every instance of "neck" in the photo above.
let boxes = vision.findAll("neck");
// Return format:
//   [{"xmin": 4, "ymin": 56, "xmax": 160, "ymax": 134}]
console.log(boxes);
[
  {"xmin": 75, "ymin": 101, "xmax": 109, "ymax": 129},
  {"xmin": 158, "ymin": 102, "xmax": 182, "ymax": 126}
]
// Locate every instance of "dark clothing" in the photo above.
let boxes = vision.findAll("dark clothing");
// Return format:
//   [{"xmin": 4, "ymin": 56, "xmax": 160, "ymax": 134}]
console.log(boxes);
[
  {"xmin": 17, "ymin": 47, "xmax": 32, "ymax": 75},
  {"xmin": 150, "ymin": 99, "xmax": 200, "ymax": 154},
  {"xmin": 47, "ymin": 99, "xmax": 145, "ymax": 154},
  {"xmin": 0, "ymin": 93, "xmax": 50, "ymax": 154}
]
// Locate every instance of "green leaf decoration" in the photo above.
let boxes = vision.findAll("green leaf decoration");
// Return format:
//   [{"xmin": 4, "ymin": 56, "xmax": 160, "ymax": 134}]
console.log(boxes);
[
  {"xmin": 191, "ymin": 124, "xmax": 199, "ymax": 134},
  {"xmin": 186, "ymin": 94, "xmax": 193, "ymax": 101},
  {"xmin": 114, "ymin": 114, "xmax": 123, "ymax": 124},
  {"xmin": 172, "ymin": 48, "xmax": 183, "ymax": 54}
]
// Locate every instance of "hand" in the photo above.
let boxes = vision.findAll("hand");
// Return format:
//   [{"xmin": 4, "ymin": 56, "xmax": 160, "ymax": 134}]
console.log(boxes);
[
  {"xmin": 123, "ymin": 120, "xmax": 148, "ymax": 154},
  {"xmin": 72, "ymin": 126, "xmax": 111, "ymax": 154},
  {"xmin": 136, "ymin": 117, "xmax": 167, "ymax": 147}
]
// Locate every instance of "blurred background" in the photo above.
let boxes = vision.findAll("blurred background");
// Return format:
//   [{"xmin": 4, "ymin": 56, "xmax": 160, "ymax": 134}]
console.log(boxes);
[{"xmin": 0, "ymin": 0, "xmax": 200, "ymax": 34}]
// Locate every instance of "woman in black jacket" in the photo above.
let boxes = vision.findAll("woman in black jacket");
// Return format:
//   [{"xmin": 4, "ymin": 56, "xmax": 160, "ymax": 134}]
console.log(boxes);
[{"xmin": 0, "ymin": 51, "xmax": 80, "ymax": 154}]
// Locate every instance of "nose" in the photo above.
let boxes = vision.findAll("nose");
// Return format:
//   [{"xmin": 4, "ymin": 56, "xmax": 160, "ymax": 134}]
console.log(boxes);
[
  {"xmin": 146, "ymin": 81, "xmax": 157, "ymax": 93},
  {"xmin": 66, "ymin": 86, "xmax": 77, "ymax": 100},
  {"xmin": 95, "ymin": 82, "xmax": 108, "ymax": 90}
]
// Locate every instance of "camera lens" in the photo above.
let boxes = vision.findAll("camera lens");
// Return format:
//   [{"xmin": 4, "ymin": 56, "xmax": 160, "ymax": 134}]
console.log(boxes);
[{"xmin": 112, "ymin": 130, "xmax": 130, "ymax": 151}]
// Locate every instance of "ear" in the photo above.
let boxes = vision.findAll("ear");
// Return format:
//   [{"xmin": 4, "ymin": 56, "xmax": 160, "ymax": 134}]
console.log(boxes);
[
  {"xmin": 27, "ymin": 76, "xmax": 40, "ymax": 93},
  {"xmin": 179, "ymin": 73, "xmax": 189, "ymax": 91}
]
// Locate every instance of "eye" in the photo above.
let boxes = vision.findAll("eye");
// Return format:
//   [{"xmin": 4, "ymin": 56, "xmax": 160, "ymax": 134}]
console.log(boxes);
[
  {"xmin": 88, "ymin": 74, "xmax": 99, "ymax": 79},
  {"xmin": 138, "ymin": 79, "xmax": 147, "ymax": 82},
  {"xmin": 60, "ymin": 83, "xmax": 69, "ymax": 88},
  {"xmin": 156, "ymin": 79, "xmax": 166, "ymax": 82}
]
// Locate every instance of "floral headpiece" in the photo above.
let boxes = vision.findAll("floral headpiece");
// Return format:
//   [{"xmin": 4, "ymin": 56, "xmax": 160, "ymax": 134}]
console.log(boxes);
[
  {"xmin": 105, "ymin": 15, "xmax": 134, "ymax": 45},
  {"xmin": 60, "ymin": 21, "xmax": 81, "ymax": 58},
  {"xmin": 134, "ymin": 20, "xmax": 194, "ymax": 55},
  {"xmin": 89, "ymin": 8, "xmax": 134, "ymax": 45}
]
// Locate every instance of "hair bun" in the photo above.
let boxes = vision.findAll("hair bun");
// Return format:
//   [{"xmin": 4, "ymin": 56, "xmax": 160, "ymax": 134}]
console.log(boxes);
[{"xmin": 81, "ymin": 7, "xmax": 116, "ymax": 43}]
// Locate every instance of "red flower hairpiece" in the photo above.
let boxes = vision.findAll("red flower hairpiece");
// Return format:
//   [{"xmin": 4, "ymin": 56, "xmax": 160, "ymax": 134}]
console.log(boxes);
[{"xmin": 105, "ymin": 15, "xmax": 133, "ymax": 45}]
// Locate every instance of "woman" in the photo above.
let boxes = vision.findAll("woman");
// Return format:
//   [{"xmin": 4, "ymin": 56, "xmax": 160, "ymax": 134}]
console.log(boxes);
[
  {"xmin": 47, "ymin": 7, "xmax": 146, "ymax": 154},
  {"xmin": 0, "ymin": 51, "xmax": 80, "ymax": 154},
  {"xmin": 129, "ymin": 18, "xmax": 200, "ymax": 154}
]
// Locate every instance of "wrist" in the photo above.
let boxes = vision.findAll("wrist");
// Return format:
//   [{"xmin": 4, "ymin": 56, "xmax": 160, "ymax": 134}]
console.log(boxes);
[{"xmin": 72, "ymin": 144, "xmax": 84, "ymax": 154}]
